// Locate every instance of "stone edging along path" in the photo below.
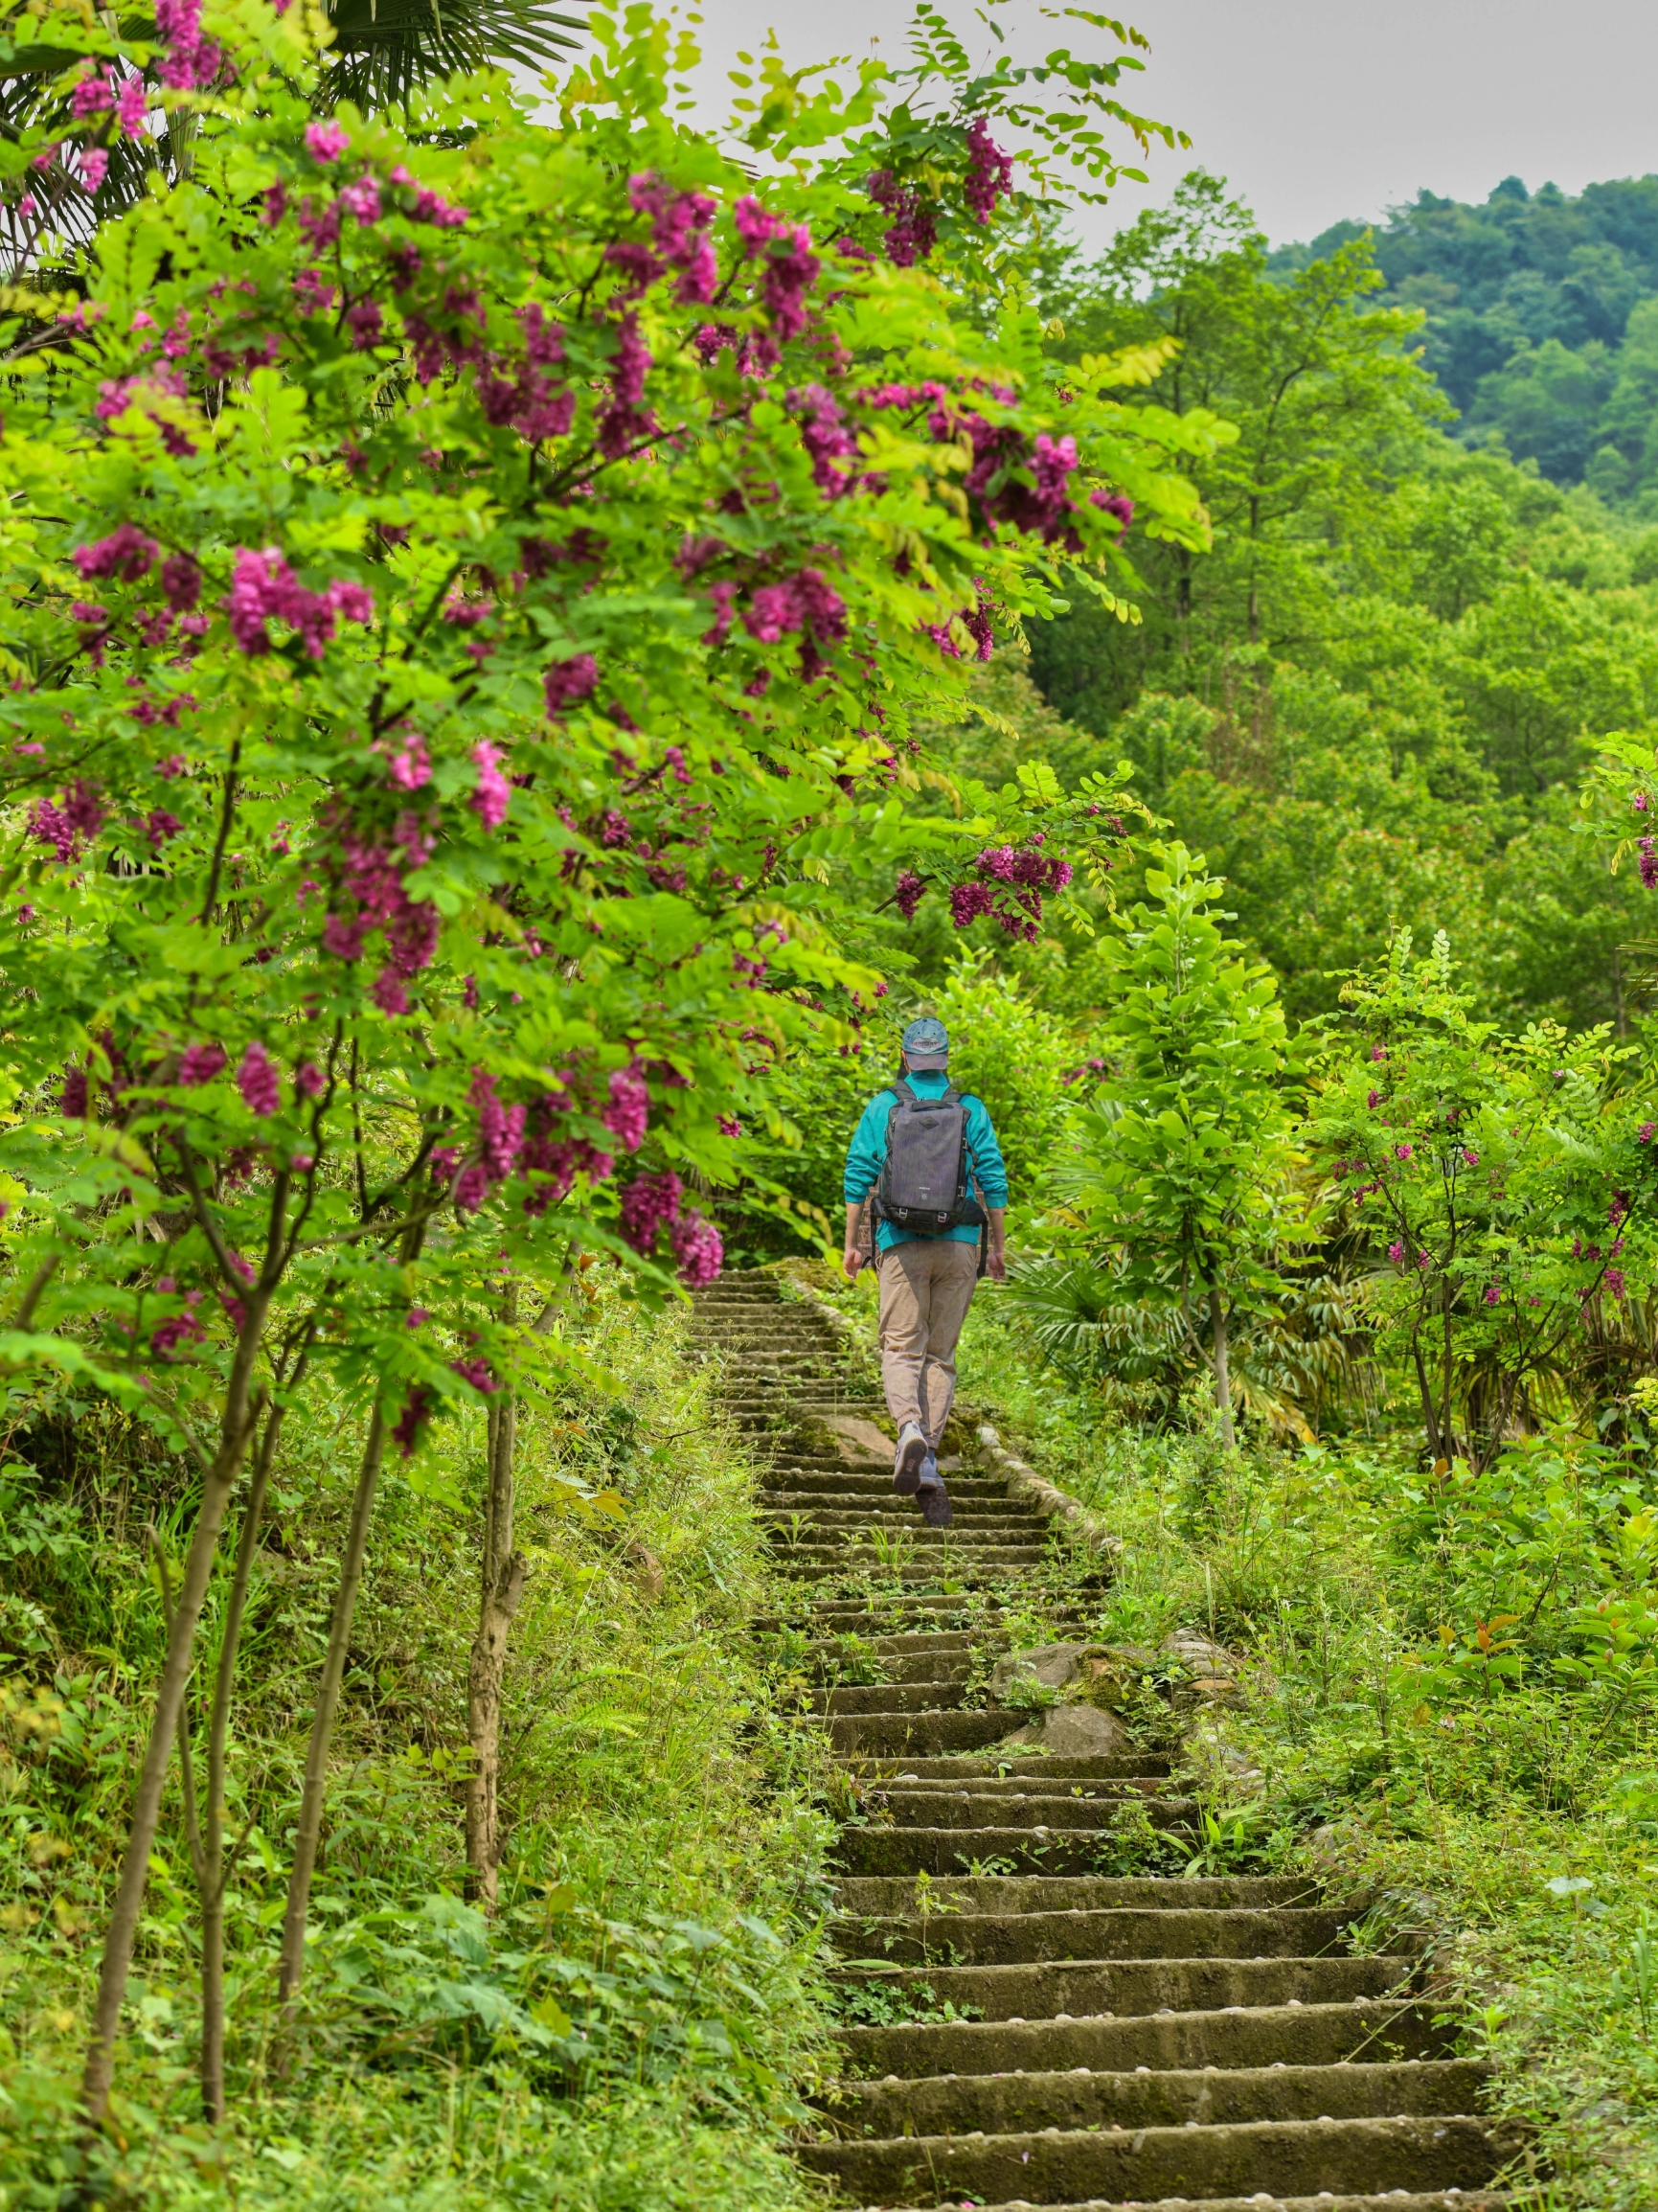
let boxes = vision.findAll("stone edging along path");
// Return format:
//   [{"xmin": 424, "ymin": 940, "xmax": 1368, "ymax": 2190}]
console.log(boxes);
[{"xmin": 689, "ymin": 1269, "xmax": 1516, "ymax": 2212}]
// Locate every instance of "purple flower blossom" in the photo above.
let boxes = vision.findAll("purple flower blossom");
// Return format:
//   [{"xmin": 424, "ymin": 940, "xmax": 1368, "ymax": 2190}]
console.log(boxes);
[
  {"xmin": 1366, "ymin": 1089, "xmax": 1381, "ymax": 1109},
  {"xmin": 337, "ymin": 176, "xmax": 381, "ymax": 224},
  {"xmin": 1462, "ymin": 1148, "xmax": 1480, "ymax": 1167},
  {"xmin": 544, "ymin": 653, "xmax": 599, "ymax": 714},
  {"xmin": 306, "ymin": 121, "xmax": 349, "ymax": 163},
  {"xmin": 74, "ymin": 524, "xmax": 158, "ymax": 581},
  {"xmin": 236, "ymin": 1042, "xmax": 280, "ymax": 1114},
  {"xmin": 372, "ymin": 969, "xmax": 409, "ymax": 1015},
  {"xmin": 1641, "ymin": 1122, "xmax": 1656, "ymax": 1144},
  {"xmin": 1484, "ymin": 1285, "xmax": 1501, "ymax": 1306},
  {"xmin": 868, "ymin": 171, "xmax": 937, "ymax": 266},
  {"xmin": 451, "ymin": 1355, "xmax": 496, "ymax": 1394},
  {"xmin": 1639, "ymin": 834, "xmax": 1658, "ymax": 890},
  {"xmin": 296, "ymin": 1060, "xmax": 326, "ymax": 1097},
  {"xmin": 718, "ymin": 1115, "xmax": 741, "ymax": 1137},
  {"xmin": 392, "ymin": 1385, "xmax": 434, "ymax": 1457},
  {"xmin": 1606, "ymin": 1266, "xmax": 1627, "ymax": 1300},
  {"xmin": 71, "ymin": 68, "xmax": 114, "ymax": 117},
  {"xmin": 178, "ymin": 1040, "xmax": 227, "ymax": 1087},
  {"xmin": 80, "ymin": 148, "xmax": 108, "ymax": 193},
  {"xmin": 670, "ymin": 1207, "xmax": 723, "ymax": 1288},
  {"xmin": 1387, "ymin": 1240, "xmax": 1404, "ymax": 1264},
  {"xmin": 619, "ymin": 1169, "xmax": 683, "ymax": 1256},
  {"xmin": 116, "ymin": 76, "xmax": 148, "ymax": 141},
  {"xmin": 1369, "ymin": 1043, "xmax": 1386, "ymax": 1061},
  {"xmin": 223, "ymin": 547, "xmax": 374, "ymax": 658},
  {"xmin": 59, "ymin": 1066, "xmax": 89, "ymax": 1118},
  {"xmin": 602, "ymin": 1062, "xmax": 650, "ymax": 1152},
  {"xmin": 963, "ymin": 118, "xmax": 1015, "ymax": 222},
  {"xmin": 895, "ymin": 870, "xmax": 926, "ymax": 922},
  {"xmin": 161, "ymin": 553, "xmax": 201, "ymax": 612},
  {"xmin": 1396, "ymin": 1143, "xmax": 1413, "ymax": 1160},
  {"xmin": 470, "ymin": 741, "xmax": 511, "ymax": 831},
  {"xmin": 1091, "ymin": 489, "xmax": 1134, "ymax": 538},
  {"xmin": 145, "ymin": 808, "xmax": 182, "ymax": 850}
]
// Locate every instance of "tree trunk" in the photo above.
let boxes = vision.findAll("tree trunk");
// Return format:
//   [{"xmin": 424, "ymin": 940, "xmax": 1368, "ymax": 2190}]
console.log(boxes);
[
  {"xmin": 271, "ymin": 1402, "xmax": 387, "ymax": 2064},
  {"xmin": 466, "ymin": 1390, "xmax": 526, "ymax": 1908},
  {"xmin": 1207, "ymin": 1282, "xmax": 1237, "ymax": 1450},
  {"xmin": 198, "ymin": 1393, "xmax": 291, "ymax": 2121},
  {"xmin": 81, "ymin": 1371, "xmax": 266, "ymax": 2128},
  {"xmin": 1411, "ymin": 1337, "xmax": 1446, "ymax": 1465}
]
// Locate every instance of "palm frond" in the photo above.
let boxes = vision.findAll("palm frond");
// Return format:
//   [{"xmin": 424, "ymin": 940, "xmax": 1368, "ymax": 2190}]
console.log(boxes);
[{"xmin": 324, "ymin": 0, "xmax": 586, "ymax": 108}]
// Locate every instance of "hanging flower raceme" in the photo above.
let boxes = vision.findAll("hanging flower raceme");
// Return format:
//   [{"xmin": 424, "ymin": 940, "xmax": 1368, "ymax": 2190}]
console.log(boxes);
[{"xmin": 617, "ymin": 1168, "xmax": 723, "ymax": 1287}]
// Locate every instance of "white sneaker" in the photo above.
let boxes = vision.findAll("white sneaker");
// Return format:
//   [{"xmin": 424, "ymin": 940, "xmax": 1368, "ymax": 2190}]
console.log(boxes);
[{"xmin": 893, "ymin": 1423, "xmax": 928, "ymax": 1494}]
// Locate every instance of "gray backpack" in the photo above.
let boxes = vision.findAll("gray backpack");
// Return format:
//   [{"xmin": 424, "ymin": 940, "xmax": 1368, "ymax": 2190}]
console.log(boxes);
[{"xmin": 874, "ymin": 1079, "xmax": 989, "ymax": 1238}]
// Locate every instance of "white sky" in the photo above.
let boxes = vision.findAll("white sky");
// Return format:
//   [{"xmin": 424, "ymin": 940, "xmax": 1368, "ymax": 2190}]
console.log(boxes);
[{"xmin": 679, "ymin": 0, "xmax": 1658, "ymax": 246}]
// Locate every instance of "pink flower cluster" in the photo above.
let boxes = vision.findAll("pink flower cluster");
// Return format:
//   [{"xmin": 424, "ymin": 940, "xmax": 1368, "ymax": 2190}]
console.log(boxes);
[
  {"xmin": 868, "ymin": 171, "xmax": 937, "ymax": 266},
  {"xmin": 470, "ymin": 741, "xmax": 511, "ymax": 832},
  {"xmin": 225, "ymin": 548, "xmax": 373, "ymax": 658},
  {"xmin": 702, "ymin": 567, "xmax": 847, "ymax": 678},
  {"xmin": 963, "ymin": 119, "xmax": 1014, "ymax": 223},
  {"xmin": 614, "ymin": 173, "xmax": 719, "ymax": 304},
  {"xmin": 733, "ymin": 196, "xmax": 819, "ymax": 339},
  {"xmin": 894, "ymin": 870, "xmax": 926, "ymax": 922},
  {"xmin": 72, "ymin": 68, "xmax": 148, "ymax": 140},
  {"xmin": 151, "ymin": 1278, "xmax": 206, "ymax": 1357},
  {"xmin": 1640, "ymin": 834, "xmax": 1658, "ymax": 890},
  {"xmin": 617, "ymin": 1169, "xmax": 723, "ymax": 1287},
  {"xmin": 319, "ymin": 810, "xmax": 440, "ymax": 1013},
  {"xmin": 238, "ymin": 1041, "xmax": 280, "ymax": 1115},
  {"xmin": 924, "ymin": 584, "xmax": 994, "ymax": 662},
  {"xmin": 454, "ymin": 1069, "xmax": 527, "ymax": 1212},
  {"xmin": 599, "ymin": 310, "xmax": 656, "ymax": 460},
  {"xmin": 155, "ymin": 0, "xmax": 219, "ymax": 90},
  {"xmin": 474, "ymin": 305, "xmax": 576, "ymax": 445},
  {"xmin": 30, "ymin": 780, "xmax": 104, "ymax": 863},
  {"xmin": 948, "ymin": 841, "xmax": 1074, "ymax": 941},
  {"xmin": 544, "ymin": 653, "xmax": 599, "ymax": 716},
  {"xmin": 789, "ymin": 384, "xmax": 859, "ymax": 496}
]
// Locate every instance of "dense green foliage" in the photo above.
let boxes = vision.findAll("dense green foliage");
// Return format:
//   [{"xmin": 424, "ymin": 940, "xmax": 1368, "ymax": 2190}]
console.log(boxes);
[{"xmin": 1274, "ymin": 169, "xmax": 1658, "ymax": 509}]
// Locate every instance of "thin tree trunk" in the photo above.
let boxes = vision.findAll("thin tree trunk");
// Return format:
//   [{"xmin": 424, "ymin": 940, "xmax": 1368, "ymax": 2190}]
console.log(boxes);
[
  {"xmin": 199, "ymin": 1390, "xmax": 294, "ymax": 2121},
  {"xmin": 466, "ymin": 1388, "xmax": 526, "ymax": 1908},
  {"xmin": 1208, "ymin": 1281, "xmax": 1237, "ymax": 1450},
  {"xmin": 81, "ymin": 1369, "xmax": 266, "ymax": 2129},
  {"xmin": 271, "ymin": 1403, "xmax": 387, "ymax": 2064},
  {"xmin": 1412, "ymin": 1337, "xmax": 1445, "ymax": 1465}
]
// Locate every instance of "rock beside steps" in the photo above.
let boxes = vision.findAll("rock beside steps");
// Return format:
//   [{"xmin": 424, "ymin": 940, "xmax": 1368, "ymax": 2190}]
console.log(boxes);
[{"xmin": 691, "ymin": 1275, "xmax": 1513, "ymax": 2212}]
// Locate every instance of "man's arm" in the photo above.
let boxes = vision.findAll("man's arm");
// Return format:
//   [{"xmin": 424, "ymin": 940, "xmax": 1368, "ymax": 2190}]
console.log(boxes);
[
  {"xmin": 843, "ymin": 1199, "xmax": 867, "ymax": 1282},
  {"xmin": 984, "ymin": 1206, "xmax": 1007, "ymax": 1282}
]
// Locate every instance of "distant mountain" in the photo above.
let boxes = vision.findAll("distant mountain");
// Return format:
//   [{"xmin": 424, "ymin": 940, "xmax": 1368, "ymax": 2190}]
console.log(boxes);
[{"xmin": 1270, "ymin": 176, "xmax": 1658, "ymax": 512}]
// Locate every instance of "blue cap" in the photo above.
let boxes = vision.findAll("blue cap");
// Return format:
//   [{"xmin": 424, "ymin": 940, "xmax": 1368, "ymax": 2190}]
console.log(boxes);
[{"xmin": 901, "ymin": 1016, "xmax": 949, "ymax": 1069}]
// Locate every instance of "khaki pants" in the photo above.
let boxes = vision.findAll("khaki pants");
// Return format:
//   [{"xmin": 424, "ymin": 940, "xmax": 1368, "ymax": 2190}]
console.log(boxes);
[{"xmin": 876, "ymin": 1239, "xmax": 981, "ymax": 1448}]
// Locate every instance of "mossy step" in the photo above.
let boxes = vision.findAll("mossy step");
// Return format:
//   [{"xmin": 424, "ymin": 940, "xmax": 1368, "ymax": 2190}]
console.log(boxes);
[
  {"xmin": 954, "ymin": 2195, "xmax": 1504, "ymax": 2212},
  {"xmin": 797, "ymin": 2111, "xmax": 1504, "ymax": 2207},
  {"xmin": 838, "ymin": 1755, "xmax": 1173, "ymax": 1787},
  {"xmin": 817, "ymin": 2056, "xmax": 1489, "ymax": 2139},
  {"xmin": 833, "ymin": 1875, "xmax": 1317, "ymax": 1914},
  {"xmin": 855, "ymin": 1787, "xmax": 1170, "ymax": 1829},
  {"xmin": 830, "ymin": 1954, "xmax": 1416, "ymax": 2023},
  {"xmin": 831, "ymin": 1813, "xmax": 1195, "ymax": 1875},
  {"xmin": 828, "ymin": 1905, "xmax": 1357, "ymax": 1967},
  {"xmin": 837, "ymin": 1995, "xmax": 1451, "ymax": 2080},
  {"xmin": 807, "ymin": 1681, "xmax": 974, "ymax": 1714}
]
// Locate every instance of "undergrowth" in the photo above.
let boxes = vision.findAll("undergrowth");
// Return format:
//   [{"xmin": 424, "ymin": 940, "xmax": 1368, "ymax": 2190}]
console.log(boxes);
[{"xmin": 0, "ymin": 1286, "xmax": 837, "ymax": 2211}]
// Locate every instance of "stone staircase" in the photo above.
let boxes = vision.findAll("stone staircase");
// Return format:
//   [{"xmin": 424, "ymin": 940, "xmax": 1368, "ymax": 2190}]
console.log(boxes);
[{"xmin": 691, "ymin": 1271, "xmax": 1511, "ymax": 2212}]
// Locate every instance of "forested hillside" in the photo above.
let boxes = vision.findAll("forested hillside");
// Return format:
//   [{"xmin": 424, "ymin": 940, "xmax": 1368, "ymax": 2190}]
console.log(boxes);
[{"xmin": 1272, "ymin": 170, "xmax": 1658, "ymax": 507}]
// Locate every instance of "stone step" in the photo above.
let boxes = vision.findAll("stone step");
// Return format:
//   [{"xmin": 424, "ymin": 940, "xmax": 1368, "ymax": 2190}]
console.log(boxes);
[
  {"xmin": 806, "ymin": 1653, "xmax": 975, "ymax": 1689},
  {"xmin": 763, "ymin": 1475, "xmax": 1014, "ymax": 1498},
  {"xmin": 779, "ymin": 1559, "xmax": 1056, "ymax": 1585},
  {"xmin": 830, "ymin": 1955, "xmax": 1417, "ymax": 2024},
  {"xmin": 956, "ymin": 2195, "xmax": 1505, "ymax": 2212},
  {"xmin": 778, "ymin": 1544, "xmax": 1056, "ymax": 1568},
  {"xmin": 833, "ymin": 1874, "xmax": 1319, "ymax": 1915},
  {"xmin": 818, "ymin": 2055, "xmax": 1490, "ymax": 2138},
  {"xmin": 766, "ymin": 1512, "xmax": 1049, "ymax": 1539},
  {"xmin": 806, "ymin": 1681, "xmax": 974, "ymax": 1714},
  {"xmin": 840, "ymin": 1755, "xmax": 1174, "ymax": 1786},
  {"xmin": 797, "ymin": 2111, "xmax": 1503, "ymax": 2208},
  {"xmin": 836, "ymin": 1995, "xmax": 1452, "ymax": 2081},
  {"xmin": 820, "ymin": 1710, "xmax": 1032, "ymax": 1758},
  {"xmin": 832, "ymin": 1813, "xmax": 1196, "ymax": 1875},
  {"xmin": 829, "ymin": 1905, "xmax": 1357, "ymax": 1966},
  {"xmin": 853, "ymin": 1787, "xmax": 1170, "ymax": 1829}
]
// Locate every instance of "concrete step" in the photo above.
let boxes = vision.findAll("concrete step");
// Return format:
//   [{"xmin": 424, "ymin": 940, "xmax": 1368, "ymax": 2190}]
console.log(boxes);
[
  {"xmin": 821, "ymin": 1711, "xmax": 1033, "ymax": 1758},
  {"xmin": 830, "ymin": 1906, "xmax": 1356, "ymax": 1968},
  {"xmin": 840, "ymin": 1755, "xmax": 1174, "ymax": 1785},
  {"xmin": 832, "ymin": 1814, "xmax": 1196, "ymax": 1875},
  {"xmin": 831, "ymin": 1875, "xmax": 1300, "ymax": 1918},
  {"xmin": 797, "ymin": 2111, "xmax": 1503, "ymax": 2207},
  {"xmin": 854, "ymin": 1788, "xmax": 1170, "ymax": 1831},
  {"xmin": 830, "ymin": 1955, "xmax": 1417, "ymax": 2024},
  {"xmin": 953, "ymin": 2195, "xmax": 1505, "ymax": 2212},
  {"xmin": 836, "ymin": 1995, "xmax": 1453, "ymax": 2081},
  {"xmin": 807, "ymin": 1681, "xmax": 974, "ymax": 1715},
  {"xmin": 818, "ymin": 2055, "xmax": 1489, "ymax": 2138}
]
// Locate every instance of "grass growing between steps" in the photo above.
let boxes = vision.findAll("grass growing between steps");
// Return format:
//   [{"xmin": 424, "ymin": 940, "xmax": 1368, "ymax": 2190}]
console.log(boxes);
[
  {"xmin": 917, "ymin": 1285, "xmax": 1658, "ymax": 2212},
  {"xmin": 0, "ymin": 1287, "xmax": 840, "ymax": 2212}
]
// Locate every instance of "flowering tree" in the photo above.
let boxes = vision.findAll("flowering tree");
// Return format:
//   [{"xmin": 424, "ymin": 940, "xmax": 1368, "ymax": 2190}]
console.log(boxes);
[
  {"xmin": 0, "ymin": 0, "xmax": 1225, "ymax": 2132},
  {"xmin": 1308, "ymin": 928, "xmax": 1658, "ymax": 1469}
]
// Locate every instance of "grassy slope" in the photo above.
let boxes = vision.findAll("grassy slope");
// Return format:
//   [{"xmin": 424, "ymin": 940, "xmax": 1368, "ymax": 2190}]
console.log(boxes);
[{"xmin": 0, "ymin": 1287, "xmax": 837, "ymax": 2211}]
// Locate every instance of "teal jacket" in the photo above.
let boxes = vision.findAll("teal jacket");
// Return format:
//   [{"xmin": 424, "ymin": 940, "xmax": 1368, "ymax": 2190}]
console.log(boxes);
[{"xmin": 843, "ymin": 1070, "xmax": 1009, "ymax": 1253}]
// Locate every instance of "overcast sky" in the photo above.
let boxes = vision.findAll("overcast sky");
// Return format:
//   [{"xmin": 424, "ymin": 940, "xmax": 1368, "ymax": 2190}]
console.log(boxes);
[{"xmin": 682, "ymin": 0, "xmax": 1658, "ymax": 246}]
